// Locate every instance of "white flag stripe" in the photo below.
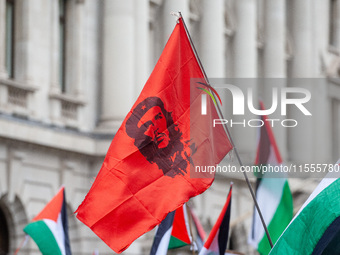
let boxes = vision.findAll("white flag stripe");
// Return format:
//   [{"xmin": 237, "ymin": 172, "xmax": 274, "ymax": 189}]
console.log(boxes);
[
  {"xmin": 44, "ymin": 213, "xmax": 66, "ymax": 255},
  {"xmin": 250, "ymin": 177, "xmax": 286, "ymax": 247},
  {"xmin": 183, "ymin": 204, "xmax": 193, "ymax": 244},
  {"xmin": 154, "ymin": 227, "xmax": 172, "ymax": 255}
]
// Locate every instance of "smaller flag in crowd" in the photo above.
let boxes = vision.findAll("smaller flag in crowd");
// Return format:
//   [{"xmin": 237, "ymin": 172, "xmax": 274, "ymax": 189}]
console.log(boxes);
[
  {"xmin": 269, "ymin": 159, "xmax": 340, "ymax": 255},
  {"xmin": 24, "ymin": 186, "xmax": 71, "ymax": 255},
  {"xmin": 150, "ymin": 204, "xmax": 192, "ymax": 255},
  {"xmin": 249, "ymin": 101, "xmax": 293, "ymax": 255},
  {"xmin": 190, "ymin": 208, "xmax": 207, "ymax": 251},
  {"xmin": 199, "ymin": 184, "xmax": 232, "ymax": 255}
]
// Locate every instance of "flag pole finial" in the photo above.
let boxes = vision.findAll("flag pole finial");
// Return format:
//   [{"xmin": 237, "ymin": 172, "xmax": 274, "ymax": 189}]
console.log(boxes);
[{"xmin": 170, "ymin": 11, "xmax": 181, "ymax": 23}]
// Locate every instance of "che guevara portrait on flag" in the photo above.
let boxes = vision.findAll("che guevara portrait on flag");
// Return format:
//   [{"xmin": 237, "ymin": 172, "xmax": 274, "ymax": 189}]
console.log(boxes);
[
  {"xmin": 126, "ymin": 96, "xmax": 196, "ymax": 178},
  {"xmin": 75, "ymin": 18, "xmax": 233, "ymax": 254}
]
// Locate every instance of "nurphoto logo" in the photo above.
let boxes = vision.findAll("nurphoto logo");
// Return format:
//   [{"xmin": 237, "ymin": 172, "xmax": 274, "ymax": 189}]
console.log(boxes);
[{"xmin": 196, "ymin": 79, "xmax": 312, "ymax": 128}]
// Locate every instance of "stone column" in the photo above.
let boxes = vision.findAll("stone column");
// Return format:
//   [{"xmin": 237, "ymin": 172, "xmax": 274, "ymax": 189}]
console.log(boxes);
[
  {"xmin": 263, "ymin": 0, "xmax": 285, "ymax": 77},
  {"xmin": 0, "ymin": 144, "xmax": 8, "ymax": 196},
  {"xmin": 262, "ymin": 0, "xmax": 287, "ymax": 159},
  {"xmin": 134, "ymin": 0, "xmax": 149, "ymax": 97},
  {"xmin": 314, "ymin": 0, "xmax": 330, "ymax": 56},
  {"xmin": 233, "ymin": 0, "xmax": 257, "ymax": 78},
  {"xmin": 0, "ymin": 0, "xmax": 7, "ymax": 78},
  {"xmin": 98, "ymin": 0, "xmax": 135, "ymax": 132},
  {"xmin": 311, "ymin": 0, "xmax": 332, "ymax": 163},
  {"xmin": 200, "ymin": 0, "xmax": 225, "ymax": 78},
  {"xmin": 8, "ymin": 151, "xmax": 25, "ymax": 202},
  {"xmin": 232, "ymin": 0, "xmax": 257, "ymax": 162},
  {"xmin": 48, "ymin": 0, "xmax": 63, "ymax": 126},
  {"xmin": 199, "ymin": 0, "xmax": 229, "ymax": 119},
  {"xmin": 290, "ymin": 1, "xmax": 313, "ymax": 77},
  {"xmin": 288, "ymin": 0, "xmax": 314, "ymax": 164},
  {"xmin": 65, "ymin": 0, "xmax": 85, "ymax": 97}
]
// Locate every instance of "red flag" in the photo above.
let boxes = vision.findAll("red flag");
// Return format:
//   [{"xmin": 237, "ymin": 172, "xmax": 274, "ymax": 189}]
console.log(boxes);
[{"xmin": 75, "ymin": 18, "xmax": 232, "ymax": 253}]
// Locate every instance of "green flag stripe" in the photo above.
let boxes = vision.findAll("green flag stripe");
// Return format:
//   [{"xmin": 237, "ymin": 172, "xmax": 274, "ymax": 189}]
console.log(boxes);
[
  {"xmin": 24, "ymin": 220, "xmax": 62, "ymax": 255},
  {"xmin": 168, "ymin": 235, "xmax": 189, "ymax": 249},
  {"xmin": 258, "ymin": 181, "xmax": 293, "ymax": 255},
  {"xmin": 270, "ymin": 179, "xmax": 340, "ymax": 254}
]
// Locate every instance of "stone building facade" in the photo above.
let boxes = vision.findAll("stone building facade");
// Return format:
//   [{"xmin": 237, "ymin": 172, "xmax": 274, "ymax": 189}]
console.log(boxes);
[{"xmin": 0, "ymin": 0, "xmax": 339, "ymax": 254}]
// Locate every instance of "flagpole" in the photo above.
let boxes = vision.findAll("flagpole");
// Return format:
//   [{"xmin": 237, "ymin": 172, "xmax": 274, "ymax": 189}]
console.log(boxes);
[
  {"xmin": 186, "ymin": 205, "xmax": 197, "ymax": 255},
  {"xmin": 14, "ymin": 235, "xmax": 29, "ymax": 255},
  {"xmin": 177, "ymin": 12, "xmax": 274, "ymax": 249}
]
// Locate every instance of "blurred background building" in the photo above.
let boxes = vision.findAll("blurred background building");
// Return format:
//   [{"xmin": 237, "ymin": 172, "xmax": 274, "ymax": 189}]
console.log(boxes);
[{"xmin": 0, "ymin": 0, "xmax": 339, "ymax": 254}]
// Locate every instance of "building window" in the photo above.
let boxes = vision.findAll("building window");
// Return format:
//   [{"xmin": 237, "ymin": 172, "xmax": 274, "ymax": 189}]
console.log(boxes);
[
  {"xmin": 59, "ymin": 0, "xmax": 67, "ymax": 92},
  {"xmin": 5, "ymin": 0, "xmax": 15, "ymax": 78},
  {"xmin": 50, "ymin": 0, "xmax": 86, "ymax": 128},
  {"xmin": 330, "ymin": 0, "xmax": 340, "ymax": 49}
]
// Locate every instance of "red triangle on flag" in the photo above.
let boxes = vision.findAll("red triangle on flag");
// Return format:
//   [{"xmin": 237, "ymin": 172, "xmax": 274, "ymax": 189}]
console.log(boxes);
[
  {"xmin": 171, "ymin": 205, "xmax": 191, "ymax": 245},
  {"xmin": 32, "ymin": 186, "xmax": 64, "ymax": 223}
]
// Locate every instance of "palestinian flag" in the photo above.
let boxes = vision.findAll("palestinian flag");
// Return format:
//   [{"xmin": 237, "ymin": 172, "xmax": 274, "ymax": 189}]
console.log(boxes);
[
  {"xmin": 150, "ymin": 204, "xmax": 192, "ymax": 255},
  {"xmin": 249, "ymin": 101, "xmax": 293, "ymax": 255},
  {"xmin": 199, "ymin": 184, "xmax": 232, "ymax": 255},
  {"xmin": 24, "ymin": 186, "xmax": 71, "ymax": 255},
  {"xmin": 270, "ymin": 159, "xmax": 340, "ymax": 254},
  {"xmin": 190, "ymin": 208, "xmax": 207, "ymax": 252}
]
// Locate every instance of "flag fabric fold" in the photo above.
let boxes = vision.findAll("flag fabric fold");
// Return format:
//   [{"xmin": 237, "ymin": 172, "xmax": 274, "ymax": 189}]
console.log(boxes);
[
  {"xmin": 75, "ymin": 17, "xmax": 232, "ymax": 253},
  {"xmin": 249, "ymin": 101, "xmax": 293, "ymax": 255},
  {"xmin": 24, "ymin": 186, "xmax": 71, "ymax": 255},
  {"xmin": 199, "ymin": 184, "xmax": 232, "ymax": 255},
  {"xmin": 269, "ymin": 159, "xmax": 340, "ymax": 254}
]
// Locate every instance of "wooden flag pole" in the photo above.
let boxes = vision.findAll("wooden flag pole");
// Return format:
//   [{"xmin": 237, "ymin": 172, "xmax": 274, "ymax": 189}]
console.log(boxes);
[{"xmin": 177, "ymin": 12, "xmax": 274, "ymax": 249}]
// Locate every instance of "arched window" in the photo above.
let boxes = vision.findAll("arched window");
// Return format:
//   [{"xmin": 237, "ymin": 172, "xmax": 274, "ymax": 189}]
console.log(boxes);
[{"xmin": 0, "ymin": 206, "xmax": 9, "ymax": 255}]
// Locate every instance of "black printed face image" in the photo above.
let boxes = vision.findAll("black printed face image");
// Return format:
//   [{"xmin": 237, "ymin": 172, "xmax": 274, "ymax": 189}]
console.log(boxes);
[
  {"xmin": 126, "ymin": 97, "xmax": 194, "ymax": 177},
  {"xmin": 137, "ymin": 106, "xmax": 170, "ymax": 149}
]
